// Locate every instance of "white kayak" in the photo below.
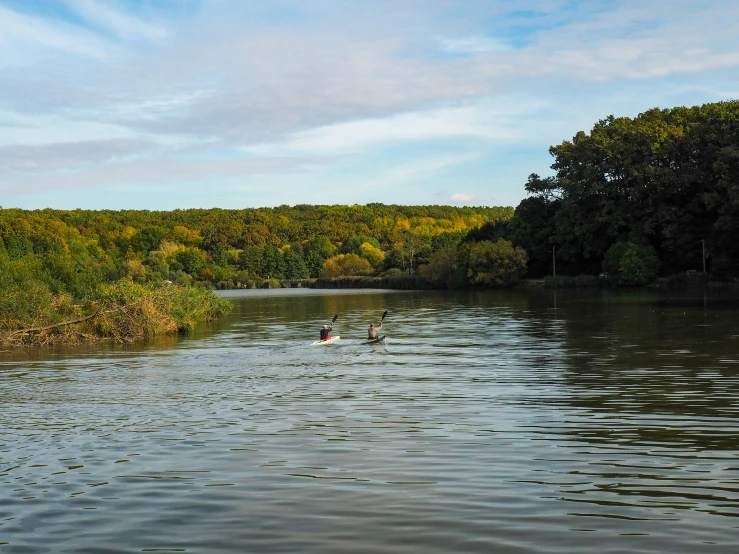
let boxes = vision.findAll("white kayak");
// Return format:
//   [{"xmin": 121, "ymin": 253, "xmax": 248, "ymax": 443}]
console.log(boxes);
[{"xmin": 311, "ymin": 335, "xmax": 340, "ymax": 346}]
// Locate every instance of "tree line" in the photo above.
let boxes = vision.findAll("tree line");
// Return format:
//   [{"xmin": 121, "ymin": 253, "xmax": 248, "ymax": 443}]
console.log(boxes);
[
  {"xmin": 469, "ymin": 100, "xmax": 739, "ymax": 285},
  {"xmin": 0, "ymin": 204, "xmax": 514, "ymax": 297}
]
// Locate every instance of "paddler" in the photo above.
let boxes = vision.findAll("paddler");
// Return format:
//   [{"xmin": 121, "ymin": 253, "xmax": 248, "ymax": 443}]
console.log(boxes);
[
  {"xmin": 368, "ymin": 320, "xmax": 382, "ymax": 340},
  {"xmin": 320, "ymin": 324, "xmax": 331, "ymax": 341}
]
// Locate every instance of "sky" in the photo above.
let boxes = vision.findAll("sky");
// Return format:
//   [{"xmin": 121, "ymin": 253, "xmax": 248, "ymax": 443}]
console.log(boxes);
[{"xmin": 1, "ymin": 0, "xmax": 738, "ymax": 210}]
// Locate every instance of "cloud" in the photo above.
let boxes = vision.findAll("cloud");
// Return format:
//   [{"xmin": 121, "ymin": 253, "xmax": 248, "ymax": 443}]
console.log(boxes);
[
  {"xmin": 450, "ymin": 193, "xmax": 478, "ymax": 205},
  {"xmin": 246, "ymin": 97, "xmax": 552, "ymax": 157},
  {"xmin": 0, "ymin": 5, "xmax": 111, "ymax": 64},
  {"xmin": 438, "ymin": 35, "xmax": 510, "ymax": 54},
  {"xmin": 63, "ymin": 0, "xmax": 168, "ymax": 40},
  {"xmin": 0, "ymin": 153, "xmax": 314, "ymax": 195},
  {"xmin": 2, "ymin": 0, "xmax": 739, "ymax": 209},
  {"xmin": 4, "ymin": 0, "xmax": 739, "ymax": 140},
  {"xmin": 0, "ymin": 138, "xmax": 157, "ymax": 172}
]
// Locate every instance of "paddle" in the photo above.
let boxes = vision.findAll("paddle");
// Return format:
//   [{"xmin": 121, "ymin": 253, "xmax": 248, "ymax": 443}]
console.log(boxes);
[
  {"xmin": 381, "ymin": 310, "xmax": 387, "ymax": 322},
  {"xmin": 332, "ymin": 314, "xmax": 338, "ymax": 325}
]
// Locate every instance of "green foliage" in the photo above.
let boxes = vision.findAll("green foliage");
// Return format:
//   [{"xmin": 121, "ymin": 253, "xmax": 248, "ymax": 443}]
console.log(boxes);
[
  {"xmin": 175, "ymin": 248, "xmax": 205, "ymax": 277},
  {"xmin": 419, "ymin": 248, "xmax": 458, "ymax": 288},
  {"xmin": 283, "ymin": 249, "xmax": 310, "ymax": 279},
  {"xmin": 5, "ymin": 236, "xmax": 33, "ymax": 260},
  {"xmin": 239, "ymin": 246, "xmax": 265, "ymax": 274},
  {"xmin": 94, "ymin": 279, "xmax": 231, "ymax": 337},
  {"xmin": 382, "ymin": 247, "xmax": 408, "ymax": 273},
  {"xmin": 603, "ymin": 242, "xmax": 660, "ymax": 285},
  {"xmin": 0, "ymin": 254, "xmax": 54, "ymax": 328},
  {"xmin": 133, "ymin": 226, "xmax": 166, "ymax": 254},
  {"xmin": 458, "ymin": 239, "xmax": 528, "ymax": 287},
  {"xmin": 144, "ymin": 251, "xmax": 170, "ymax": 281},
  {"xmin": 512, "ymin": 100, "xmax": 739, "ymax": 277},
  {"xmin": 344, "ymin": 235, "xmax": 381, "ymax": 255},
  {"xmin": 0, "ymin": 204, "xmax": 509, "ymax": 310},
  {"xmin": 262, "ymin": 245, "xmax": 285, "ymax": 279}
]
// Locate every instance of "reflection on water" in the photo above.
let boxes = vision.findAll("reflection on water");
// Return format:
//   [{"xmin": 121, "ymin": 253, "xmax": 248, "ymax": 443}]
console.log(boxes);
[{"xmin": 2, "ymin": 288, "xmax": 739, "ymax": 553}]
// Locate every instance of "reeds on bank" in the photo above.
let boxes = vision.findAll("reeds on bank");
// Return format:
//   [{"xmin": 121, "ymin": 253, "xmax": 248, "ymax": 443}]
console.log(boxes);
[{"xmin": 0, "ymin": 279, "xmax": 231, "ymax": 349}]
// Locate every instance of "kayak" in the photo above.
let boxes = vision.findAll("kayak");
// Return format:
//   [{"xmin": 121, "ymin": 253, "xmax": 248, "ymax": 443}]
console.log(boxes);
[
  {"xmin": 311, "ymin": 335, "xmax": 340, "ymax": 346},
  {"xmin": 364, "ymin": 335, "xmax": 386, "ymax": 344}
]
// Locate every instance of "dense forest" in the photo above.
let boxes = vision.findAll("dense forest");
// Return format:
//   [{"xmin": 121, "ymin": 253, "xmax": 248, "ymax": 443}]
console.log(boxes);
[
  {"xmin": 0, "ymin": 204, "xmax": 512, "ymax": 289},
  {"xmin": 471, "ymin": 100, "xmax": 739, "ymax": 284}
]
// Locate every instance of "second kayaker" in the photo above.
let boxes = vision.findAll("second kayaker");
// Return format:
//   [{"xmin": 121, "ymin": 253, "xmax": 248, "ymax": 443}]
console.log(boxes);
[{"xmin": 368, "ymin": 321, "xmax": 382, "ymax": 340}]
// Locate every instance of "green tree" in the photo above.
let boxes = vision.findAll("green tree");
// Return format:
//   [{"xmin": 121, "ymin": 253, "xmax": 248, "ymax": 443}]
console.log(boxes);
[
  {"xmin": 144, "ymin": 251, "xmax": 170, "ymax": 281},
  {"xmin": 175, "ymin": 248, "xmax": 205, "ymax": 277},
  {"xmin": 239, "ymin": 246, "xmax": 265, "ymax": 275},
  {"xmin": 344, "ymin": 235, "xmax": 381, "ymax": 255},
  {"xmin": 283, "ymin": 249, "xmax": 309, "ymax": 280},
  {"xmin": 304, "ymin": 236, "xmax": 335, "ymax": 277},
  {"xmin": 133, "ymin": 226, "xmax": 166, "ymax": 255},
  {"xmin": 261, "ymin": 245, "xmax": 285, "ymax": 279},
  {"xmin": 420, "ymin": 248, "xmax": 458, "ymax": 288},
  {"xmin": 603, "ymin": 242, "xmax": 660, "ymax": 285},
  {"xmin": 458, "ymin": 239, "xmax": 528, "ymax": 287}
]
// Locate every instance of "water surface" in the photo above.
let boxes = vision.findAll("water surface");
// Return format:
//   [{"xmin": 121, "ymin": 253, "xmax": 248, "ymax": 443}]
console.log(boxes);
[{"xmin": 2, "ymin": 288, "xmax": 739, "ymax": 553}]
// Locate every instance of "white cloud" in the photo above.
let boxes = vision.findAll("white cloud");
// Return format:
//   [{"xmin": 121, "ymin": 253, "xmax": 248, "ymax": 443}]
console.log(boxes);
[
  {"xmin": 439, "ymin": 35, "xmax": 510, "ymax": 54},
  {"xmin": 64, "ymin": 0, "xmax": 168, "ymax": 41},
  {"xmin": 0, "ymin": 5, "xmax": 111, "ymax": 64},
  {"xmin": 2, "ymin": 0, "xmax": 739, "ymax": 209},
  {"xmin": 450, "ymin": 193, "xmax": 478, "ymax": 205},
  {"xmin": 0, "ymin": 138, "xmax": 157, "ymax": 172},
  {"xmin": 0, "ymin": 154, "xmax": 313, "ymax": 195},
  {"xmin": 246, "ymin": 98, "xmax": 549, "ymax": 156}
]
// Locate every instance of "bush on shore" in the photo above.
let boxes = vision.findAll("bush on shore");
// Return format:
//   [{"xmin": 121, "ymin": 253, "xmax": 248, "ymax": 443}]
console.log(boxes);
[{"xmin": 0, "ymin": 279, "xmax": 231, "ymax": 349}]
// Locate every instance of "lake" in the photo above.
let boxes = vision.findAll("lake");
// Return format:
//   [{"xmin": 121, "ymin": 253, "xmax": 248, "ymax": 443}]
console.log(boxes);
[{"xmin": 2, "ymin": 288, "xmax": 739, "ymax": 553}]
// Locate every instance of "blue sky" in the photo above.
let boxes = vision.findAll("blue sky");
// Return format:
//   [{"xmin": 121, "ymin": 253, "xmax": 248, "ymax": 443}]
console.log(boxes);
[{"xmin": 1, "ymin": 0, "xmax": 738, "ymax": 210}]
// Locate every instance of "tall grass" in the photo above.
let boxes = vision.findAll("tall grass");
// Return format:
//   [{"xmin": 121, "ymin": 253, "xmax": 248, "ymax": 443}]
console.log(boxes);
[{"xmin": 0, "ymin": 279, "xmax": 231, "ymax": 348}]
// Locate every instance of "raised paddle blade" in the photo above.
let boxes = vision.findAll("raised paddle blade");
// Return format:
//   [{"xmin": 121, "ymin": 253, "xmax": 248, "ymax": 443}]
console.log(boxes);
[
  {"xmin": 381, "ymin": 310, "xmax": 388, "ymax": 321},
  {"xmin": 332, "ymin": 314, "xmax": 338, "ymax": 324}
]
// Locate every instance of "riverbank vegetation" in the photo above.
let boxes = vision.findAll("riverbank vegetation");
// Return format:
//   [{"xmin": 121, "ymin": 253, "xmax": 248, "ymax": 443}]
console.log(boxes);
[{"xmin": 0, "ymin": 270, "xmax": 231, "ymax": 348}]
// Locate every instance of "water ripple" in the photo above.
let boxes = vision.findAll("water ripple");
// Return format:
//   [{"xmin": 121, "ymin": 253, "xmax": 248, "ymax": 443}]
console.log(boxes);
[{"xmin": 2, "ymin": 289, "xmax": 739, "ymax": 553}]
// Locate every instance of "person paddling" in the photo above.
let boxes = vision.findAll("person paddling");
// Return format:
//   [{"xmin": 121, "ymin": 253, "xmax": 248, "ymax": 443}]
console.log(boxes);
[
  {"xmin": 367, "ymin": 321, "xmax": 382, "ymax": 340},
  {"xmin": 368, "ymin": 311, "xmax": 387, "ymax": 340},
  {"xmin": 320, "ymin": 314, "xmax": 338, "ymax": 341}
]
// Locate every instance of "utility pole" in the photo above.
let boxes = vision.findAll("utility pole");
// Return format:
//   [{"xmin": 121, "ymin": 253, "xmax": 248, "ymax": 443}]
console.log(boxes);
[
  {"xmin": 552, "ymin": 246, "xmax": 556, "ymax": 278},
  {"xmin": 702, "ymin": 239, "xmax": 706, "ymax": 274}
]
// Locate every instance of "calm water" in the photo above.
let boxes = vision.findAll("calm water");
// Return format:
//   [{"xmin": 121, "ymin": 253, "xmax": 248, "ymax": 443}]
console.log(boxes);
[{"xmin": 2, "ymin": 288, "xmax": 739, "ymax": 553}]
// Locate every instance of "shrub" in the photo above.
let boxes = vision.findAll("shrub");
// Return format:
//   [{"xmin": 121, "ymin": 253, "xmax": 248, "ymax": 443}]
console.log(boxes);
[{"xmin": 603, "ymin": 242, "xmax": 660, "ymax": 285}]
